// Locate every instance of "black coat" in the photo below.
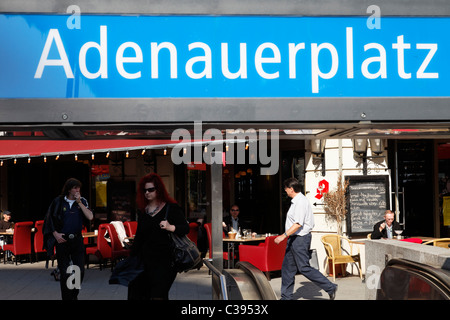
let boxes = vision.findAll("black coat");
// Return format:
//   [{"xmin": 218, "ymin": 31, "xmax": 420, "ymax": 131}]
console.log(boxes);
[
  {"xmin": 223, "ymin": 215, "xmax": 250, "ymax": 233},
  {"xmin": 42, "ymin": 195, "xmax": 88, "ymax": 256},
  {"xmin": 371, "ymin": 220, "xmax": 403, "ymax": 239}
]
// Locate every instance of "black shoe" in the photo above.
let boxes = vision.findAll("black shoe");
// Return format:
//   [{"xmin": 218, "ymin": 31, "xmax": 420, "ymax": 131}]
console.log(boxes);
[
  {"xmin": 328, "ymin": 285, "xmax": 338, "ymax": 300},
  {"xmin": 50, "ymin": 269, "xmax": 60, "ymax": 281}
]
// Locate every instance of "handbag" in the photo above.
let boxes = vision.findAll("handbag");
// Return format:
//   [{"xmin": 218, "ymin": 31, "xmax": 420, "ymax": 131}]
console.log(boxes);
[
  {"xmin": 165, "ymin": 204, "xmax": 203, "ymax": 273},
  {"xmin": 109, "ymin": 255, "xmax": 145, "ymax": 287}
]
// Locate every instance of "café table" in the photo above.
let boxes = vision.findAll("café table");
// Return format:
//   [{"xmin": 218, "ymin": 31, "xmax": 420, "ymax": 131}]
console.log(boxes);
[
  {"xmin": 82, "ymin": 231, "xmax": 98, "ymax": 247},
  {"xmin": 82, "ymin": 232, "xmax": 97, "ymax": 238},
  {"xmin": 413, "ymin": 236, "xmax": 438, "ymax": 242},
  {"xmin": 223, "ymin": 235, "xmax": 269, "ymax": 268}
]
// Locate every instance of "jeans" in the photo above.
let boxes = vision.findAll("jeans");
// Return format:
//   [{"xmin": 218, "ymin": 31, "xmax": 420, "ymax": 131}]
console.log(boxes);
[
  {"xmin": 56, "ymin": 237, "xmax": 85, "ymax": 300},
  {"xmin": 280, "ymin": 233, "xmax": 335, "ymax": 300}
]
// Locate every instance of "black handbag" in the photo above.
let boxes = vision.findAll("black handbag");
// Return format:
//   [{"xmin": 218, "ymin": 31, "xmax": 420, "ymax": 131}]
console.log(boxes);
[
  {"xmin": 109, "ymin": 255, "xmax": 145, "ymax": 287},
  {"xmin": 165, "ymin": 204, "xmax": 203, "ymax": 273}
]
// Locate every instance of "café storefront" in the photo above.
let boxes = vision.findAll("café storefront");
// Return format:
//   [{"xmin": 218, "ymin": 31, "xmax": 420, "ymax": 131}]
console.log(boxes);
[{"xmin": 1, "ymin": 0, "xmax": 450, "ymax": 272}]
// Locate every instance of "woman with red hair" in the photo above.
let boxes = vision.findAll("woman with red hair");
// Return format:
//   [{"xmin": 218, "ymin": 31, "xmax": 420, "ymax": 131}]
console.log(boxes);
[{"xmin": 129, "ymin": 173, "xmax": 189, "ymax": 300}]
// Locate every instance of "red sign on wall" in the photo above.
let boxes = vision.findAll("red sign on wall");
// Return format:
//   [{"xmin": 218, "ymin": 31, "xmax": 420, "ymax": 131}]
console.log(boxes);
[{"xmin": 315, "ymin": 179, "xmax": 329, "ymax": 200}]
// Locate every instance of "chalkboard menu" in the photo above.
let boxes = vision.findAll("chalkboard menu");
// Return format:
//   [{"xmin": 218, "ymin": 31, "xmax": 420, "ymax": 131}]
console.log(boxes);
[{"xmin": 346, "ymin": 175, "xmax": 390, "ymax": 236}]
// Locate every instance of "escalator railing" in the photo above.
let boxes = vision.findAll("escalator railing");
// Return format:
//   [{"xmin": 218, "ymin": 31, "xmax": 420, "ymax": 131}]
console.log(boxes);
[
  {"xmin": 203, "ymin": 259, "xmax": 277, "ymax": 300},
  {"xmin": 377, "ymin": 258, "xmax": 450, "ymax": 300}
]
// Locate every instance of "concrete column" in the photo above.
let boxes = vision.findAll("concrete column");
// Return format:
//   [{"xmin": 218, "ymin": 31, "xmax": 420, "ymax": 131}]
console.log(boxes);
[{"xmin": 211, "ymin": 160, "xmax": 223, "ymax": 271}]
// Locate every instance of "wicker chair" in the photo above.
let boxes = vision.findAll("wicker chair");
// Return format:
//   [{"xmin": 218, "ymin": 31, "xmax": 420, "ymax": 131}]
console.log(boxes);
[
  {"xmin": 321, "ymin": 234, "xmax": 363, "ymax": 282},
  {"xmin": 422, "ymin": 238, "xmax": 450, "ymax": 248}
]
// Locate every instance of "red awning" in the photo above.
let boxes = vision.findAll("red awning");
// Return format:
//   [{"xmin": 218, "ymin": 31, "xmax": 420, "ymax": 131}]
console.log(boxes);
[{"xmin": 0, "ymin": 139, "xmax": 178, "ymax": 159}]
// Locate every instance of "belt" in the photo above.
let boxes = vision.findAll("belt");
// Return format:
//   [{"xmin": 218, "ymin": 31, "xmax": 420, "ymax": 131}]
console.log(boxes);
[{"xmin": 63, "ymin": 233, "xmax": 81, "ymax": 240}]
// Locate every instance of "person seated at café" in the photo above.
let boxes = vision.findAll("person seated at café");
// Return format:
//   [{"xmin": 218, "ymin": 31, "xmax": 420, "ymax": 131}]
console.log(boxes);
[
  {"xmin": 0, "ymin": 210, "xmax": 14, "ymax": 256},
  {"xmin": 371, "ymin": 210, "xmax": 403, "ymax": 239},
  {"xmin": 223, "ymin": 204, "xmax": 250, "ymax": 234},
  {"xmin": 0, "ymin": 210, "xmax": 13, "ymax": 233}
]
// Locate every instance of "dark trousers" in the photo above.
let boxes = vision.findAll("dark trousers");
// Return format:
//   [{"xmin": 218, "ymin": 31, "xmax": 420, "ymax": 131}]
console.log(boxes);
[
  {"xmin": 56, "ymin": 237, "xmax": 85, "ymax": 300},
  {"xmin": 281, "ymin": 233, "xmax": 335, "ymax": 300}
]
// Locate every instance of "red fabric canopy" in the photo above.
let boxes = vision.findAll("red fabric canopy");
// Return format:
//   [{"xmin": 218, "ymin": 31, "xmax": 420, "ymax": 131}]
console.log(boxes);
[{"xmin": 0, "ymin": 139, "xmax": 177, "ymax": 158}]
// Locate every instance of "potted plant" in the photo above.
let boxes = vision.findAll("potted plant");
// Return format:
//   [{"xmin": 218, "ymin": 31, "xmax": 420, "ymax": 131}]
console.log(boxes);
[{"xmin": 322, "ymin": 173, "xmax": 349, "ymax": 236}]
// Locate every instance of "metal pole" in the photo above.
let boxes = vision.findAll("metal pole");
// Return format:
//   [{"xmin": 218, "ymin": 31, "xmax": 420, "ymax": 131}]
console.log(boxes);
[
  {"xmin": 210, "ymin": 157, "xmax": 223, "ymax": 271},
  {"xmin": 394, "ymin": 140, "xmax": 401, "ymax": 224}
]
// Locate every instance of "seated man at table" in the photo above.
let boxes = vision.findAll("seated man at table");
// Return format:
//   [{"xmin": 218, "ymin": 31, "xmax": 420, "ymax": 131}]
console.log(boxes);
[
  {"xmin": 371, "ymin": 210, "xmax": 403, "ymax": 239},
  {"xmin": 0, "ymin": 210, "xmax": 13, "ymax": 255},
  {"xmin": 0, "ymin": 210, "xmax": 13, "ymax": 233},
  {"xmin": 223, "ymin": 204, "xmax": 250, "ymax": 234}
]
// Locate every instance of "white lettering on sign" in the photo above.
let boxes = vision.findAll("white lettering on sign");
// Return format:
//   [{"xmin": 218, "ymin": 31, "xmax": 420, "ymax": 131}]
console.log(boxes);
[
  {"xmin": 116, "ymin": 42, "xmax": 143, "ymax": 79},
  {"xmin": 221, "ymin": 43, "xmax": 248, "ymax": 79},
  {"xmin": 34, "ymin": 29, "xmax": 74, "ymax": 79},
  {"xmin": 79, "ymin": 25, "xmax": 108, "ymax": 79},
  {"xmin": 255, "ymin": 42, "xmax": 281, "ymax": 79},
  {"xmin": 34, "ymin": 26, "xmax": 439, "ymax": 93},
  {"xmin": 416, "ymin": 43, "xmax": 438, "ymax": 79}
]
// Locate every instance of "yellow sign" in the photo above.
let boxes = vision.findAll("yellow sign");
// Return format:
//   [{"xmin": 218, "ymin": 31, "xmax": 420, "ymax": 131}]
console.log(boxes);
[
  {"xmin": 96, "ymin": 181, "xmax": 107, "ymax": 207},
  {"xmin": 443, "ymin": 196, "xmax": 450, "ymax": 226}
]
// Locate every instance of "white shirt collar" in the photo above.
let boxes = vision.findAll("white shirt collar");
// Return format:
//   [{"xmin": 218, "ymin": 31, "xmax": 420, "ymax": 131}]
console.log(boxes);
[
  {"xmin": 64, "ymin": 196, "xmax": 76, "ymax": 208},
  {"xmin": 291, "ymin": 192, "xmax": 302, "ymax": 204}
]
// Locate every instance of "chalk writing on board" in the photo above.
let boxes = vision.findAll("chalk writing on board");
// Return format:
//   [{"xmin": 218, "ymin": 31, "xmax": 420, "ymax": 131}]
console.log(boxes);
[{"xmin": 346, "ymin": 176, "xmax": 389, "ymax": 235}]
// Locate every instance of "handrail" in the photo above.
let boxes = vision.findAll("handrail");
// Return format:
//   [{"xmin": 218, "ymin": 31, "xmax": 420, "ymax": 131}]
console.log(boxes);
[
  {"xmin": 379, "ymin": 258, "xmax": 450, "ymax": 300},
  {"xmin": 203, "ymin": 259, "xmax": 228, "ymax": 300},
  {"xmin": 235, "ymin": 261, "xmax": 277, "ymax": 300}
]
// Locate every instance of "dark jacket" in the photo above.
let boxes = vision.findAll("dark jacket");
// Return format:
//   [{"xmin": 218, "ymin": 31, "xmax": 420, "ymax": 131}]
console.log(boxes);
[
  {"xmin": 223, "ymin": 215, "xmax": 250, "ymax": 233},
  {"xmin": 0, "ymin": 219, "xmax": 13, "ymax": 232},
  {"xmin": 371, "ymin": 220, "xmax": 403, "ymax": 239},
  {"xmin": 42, "ymin": 195, "xmax": 88, "ymax": 256}
]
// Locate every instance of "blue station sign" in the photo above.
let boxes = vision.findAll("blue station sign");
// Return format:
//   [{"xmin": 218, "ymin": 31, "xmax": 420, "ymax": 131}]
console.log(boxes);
[{"xmin": 0, "ymin": 14, "xmax": 449, "ymax": 98}]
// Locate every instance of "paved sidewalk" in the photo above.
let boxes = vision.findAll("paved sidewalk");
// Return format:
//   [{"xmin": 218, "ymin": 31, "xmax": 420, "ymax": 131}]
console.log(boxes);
[{"xmin": 0, "ymin": 259, "xmax": 365, "ymax": 300}]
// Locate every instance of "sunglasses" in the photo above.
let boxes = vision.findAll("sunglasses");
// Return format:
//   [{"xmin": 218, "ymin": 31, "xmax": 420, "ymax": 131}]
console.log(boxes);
[{"xmin": 144, "ymin": 187, "xmax": 156, "ymax": 193}]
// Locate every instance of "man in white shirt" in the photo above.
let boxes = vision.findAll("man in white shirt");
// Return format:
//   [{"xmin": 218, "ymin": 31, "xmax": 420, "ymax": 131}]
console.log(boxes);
[{"xmin": 275, "ymin": 177, "xmax": 337, "ymax": 300}]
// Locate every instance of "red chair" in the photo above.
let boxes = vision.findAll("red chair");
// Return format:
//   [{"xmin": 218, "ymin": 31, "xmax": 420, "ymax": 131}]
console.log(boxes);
[
  {"xmin": 187, "ymin": 222, "xmax": 199, "ymax": 245},
  {"xmin": 204, "ymin": 223, "xmax": 234, "ymax": 267},
  {"xmin": 3, "ymin": 221, "xmax": 34, "ymax": 264},
  {"xmin": 105, "ymin": 223, "xmax": 130, "ymax": 268},
  {"xmin": 123, "ymin": 221, "xmax": 137, "ymax": 237},
  {"xmin": 82, "ymin": 226, "xmax": 91, "ymax": 246},
  {"xmin": 239, "ymin": 235, "xmax": 287, "ymax": 280},
  {"xmin": 86, "ymin": 223, "xmax": 111, "ymax": 270},
  {"xmin": 33, "ymin": 220, "xmax": 46, "ymax": 262}
]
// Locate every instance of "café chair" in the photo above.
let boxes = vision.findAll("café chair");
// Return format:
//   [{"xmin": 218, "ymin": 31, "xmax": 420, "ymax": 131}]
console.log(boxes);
[
  {"xmin": 321, "ymin": 234, "xmax": 363, "ymax": 282},
  {"xmin": 238, "ymin": 235, "xmax": 287, "ymax": 280},
  {"xmin": 82, "ymin": 226, "xmax": 96, "ymax": 248},
  {"xmin": 86, "ymin": 223, "xmax": 130, "ymax": 270},
  {"xmin": 106, "ymin": 223, "xmax": 130, "ymax": 268},
  {"xmin": 3, "ymin": 221, "xmax": 33, "ymax": 265},
  {"xmin": 86, "ymin": 223, "xmax": 110, "ymax": 270},
  {"xmin": 123, "ymin": 221, "xmax": 137, "ymax": 237},
  {"xmin": 422, "ymin": 238, "xmax": 450, "ymax": 248},
  {"xmin": 204, "ymin": 223, "xmax": 234, "ymax": 267},
  {"xmin": 33, "ymin": 220, "xmax": 46, "ymax": 262},
  {"xmin": 187, "ymin": 222, "xmax": 199, "ymax": 245}
]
